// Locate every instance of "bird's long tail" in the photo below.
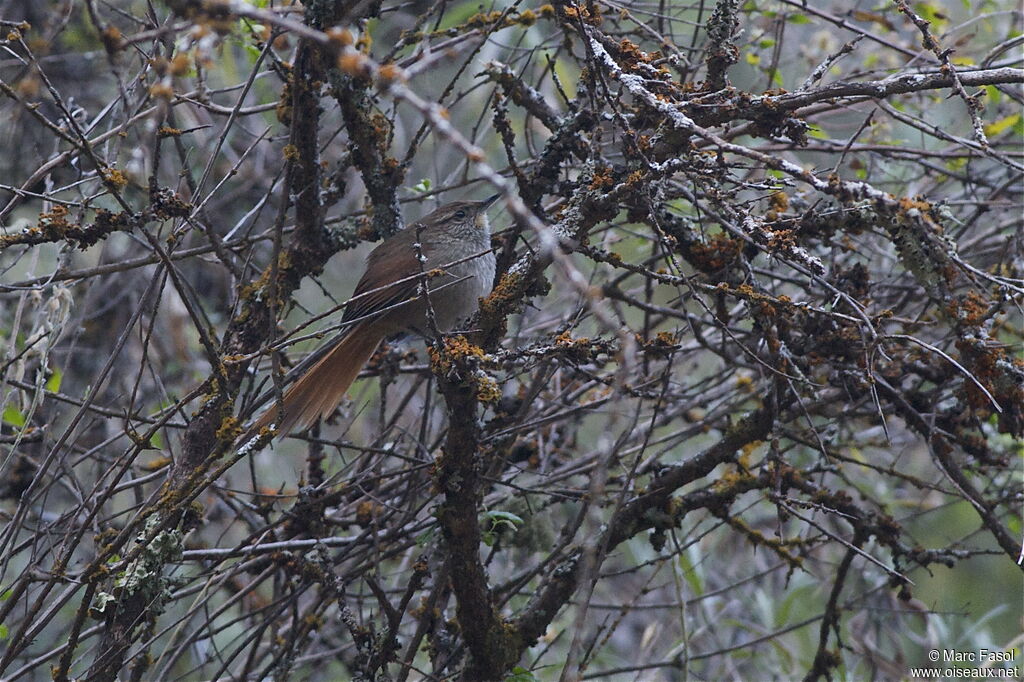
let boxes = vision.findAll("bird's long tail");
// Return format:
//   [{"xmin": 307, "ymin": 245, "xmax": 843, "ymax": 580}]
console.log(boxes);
[{"xmin": 247, "ymin": 323, "xmax": 384, "ymax": 439}]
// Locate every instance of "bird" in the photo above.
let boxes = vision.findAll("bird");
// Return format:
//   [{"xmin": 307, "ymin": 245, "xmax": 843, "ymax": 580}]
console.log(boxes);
[{"xmin": 247, "ymin": 194, "xmax": 499, "ymax": 438}]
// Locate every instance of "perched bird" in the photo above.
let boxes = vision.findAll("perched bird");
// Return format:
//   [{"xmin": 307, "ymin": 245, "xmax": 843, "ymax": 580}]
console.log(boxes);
[{"xmin": 249, "ymin": 195, "xmax": 499, "ymax": 437}]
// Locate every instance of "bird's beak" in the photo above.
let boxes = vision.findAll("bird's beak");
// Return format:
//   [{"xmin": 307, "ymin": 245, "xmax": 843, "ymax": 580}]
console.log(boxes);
[{"xmin": 482, "ymin": 193, "xmax": 501, "ymax": 208}]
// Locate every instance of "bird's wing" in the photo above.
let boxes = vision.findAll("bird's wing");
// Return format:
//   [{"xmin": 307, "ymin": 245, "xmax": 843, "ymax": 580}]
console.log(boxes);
[{"xmin": 342, "ymin": 225, "xmax": 435, "ymax": 325}]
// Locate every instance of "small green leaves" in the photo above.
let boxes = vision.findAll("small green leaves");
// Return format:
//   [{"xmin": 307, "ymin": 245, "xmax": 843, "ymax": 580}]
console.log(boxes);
[
  {"xmin": 480, "ymin": 510, "xmax": 525, "ymax": 546},
  {"xmin": 984, "ymin": 113, "xmax": 1022, "ymax": 137},
  {"xmin": 482, "ymin": 509, "xmax": 525, "ymax": 529},
  {"xmin": 504, "ymin": 666, "xmax": 539, "ymax": 682},
  {"xmin": 2, "ymin": 406, "xmax": 25, "ymax": 427},
  {"xmin": 45, "ymin": 366, "xmax": 62, "ymax": 393}
]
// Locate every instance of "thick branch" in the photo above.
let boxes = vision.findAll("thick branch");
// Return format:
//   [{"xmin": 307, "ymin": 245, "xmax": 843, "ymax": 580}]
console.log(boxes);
[{"xmin": 435, "ymin": 355, "xmax": 522, "ymax": 679}]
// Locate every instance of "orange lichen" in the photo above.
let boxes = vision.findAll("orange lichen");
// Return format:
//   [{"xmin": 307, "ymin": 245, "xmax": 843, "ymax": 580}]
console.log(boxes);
[
  {"xmin": 766, "ymin": 191, "xmax": 789, "ymax": 220},
  {"xmin": 377, "ymin": 63, "xmax": 404, "ymax": 84},
  {"xmin": 475, "ymin": 374, "xmax": 502, "ymax": 403},
  {"xmin": 517, "ymin": 9, "xmax": 537, "ymax": 25},
  {"xmin": 617, "ymin": 38, "xmax": 651, "ymax": 65},
  {"xmin": 337, "ymin": 52, "xmax": 368, "ymax": 76},
  {"xmin": 327, "ymin": 27, "xmax": 354, "ymax": 46},
  {"xmin": 739, "ymin": 440, "xmax": 762, "ymax": 468},
  {"xmin": 897, "ymin": 195, "xmax": 933, "ymax": 214},
  {"xmin": 766, "ymin": 228, "xmax": 796, "ymax": 251},
  {"xmin": 170, "ymin": 52, "xmax": 191, "ymax": 76},
  {"xmin": 947, "ymin": 290, "xmax": 988, "ymax": 326},
  {"xmin": 356, "ymin": 501, "xmax": 379, "ymax": 525},
  {"xmin": 589, "ymin": 166, "xmax": 614, "ymax": 189},
  {"xmin": 140, "ymin": 456, "xmax": 172, "ymax": 472},
  {"xmin": 560, "ymin": 2, "xmax": 602, "ymax": 23},
  {"xmin": 149, "ymin": 82, "xmax": 174, "ymax": 99},
  {"xmin": 215, "ymin": 417, "xmax": 241, "ymax": 442},
  {"xmin": 688, "ymin": 235, "xmax": 742, "ymax": 272},
  {"xmin": 38, "ymin": 204, "xmax": 71, "ymax": 232},
  {"xmin": 625, "ymin": 170, "xmax": 645, "ymax": 186},
  {"xmin": 429, "ymin": 335, "xmax": 485, "ymax": 375},
  {"xmin": 101, "ymin": 167, "xmax": 129, "ymax": 189},
  {"xmin": 469, "ymin": 10, "xmax": 505, "ymax": 27},
  {"xmin": 100, "ymin": 26, "xmax": 122, "ymax": 52},
  {"xmin": 655, "ymin": 331, "xmax": 678, "ymax": 346}
]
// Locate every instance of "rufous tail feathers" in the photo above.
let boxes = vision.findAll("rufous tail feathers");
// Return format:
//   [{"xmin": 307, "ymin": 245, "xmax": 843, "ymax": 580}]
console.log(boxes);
[{"xmin": 247, "ymin": 323, "xmax": 384, "ymax": 439}]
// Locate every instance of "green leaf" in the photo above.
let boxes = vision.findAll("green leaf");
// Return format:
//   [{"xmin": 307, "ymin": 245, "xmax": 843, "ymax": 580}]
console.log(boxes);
[
  {"xmin": 410, "ymin": 178, "xmax": 432, "ymax": 194},
  {"xmin": 984, "ymin": 113, "xmax": 1021, "ymax": 137},
  {"xmin": 45, "ymin": 367, "xmax": 62, "ymax": 393},
  {"xmin": 415, "ymin": 528, "xmax": 434, "ymax": 547},
  {"xmin": 678, "ymin": 548, "xmax": 704, "ymax": 596},
  {"xmin": 482, "ymin": 510, "xmax": 525, "ymax": 528},
  {"xmin": 913, "ymin": 2, "xmax": 949, "ymax": 31},
  {"xmin": 0, "ymin": 624, "xmax": 7, "ymax": 639},
  {"xmin": 504, "ymin": 666, "xmax": 539, "ymax": 682},
  {"xmin": 2, "ymin": 406, "xmax": 25, "ymax": 427},
  {"xmin": 480, "ymin": 510, "xmax": 525, "ymax": 544},
  {"xmin": 787, "ymin": 13, "xmax": 810, "ymax": 24},
  {"xmin": 945, "ymin": 157, "xmax": 967, "ymax": 172}
]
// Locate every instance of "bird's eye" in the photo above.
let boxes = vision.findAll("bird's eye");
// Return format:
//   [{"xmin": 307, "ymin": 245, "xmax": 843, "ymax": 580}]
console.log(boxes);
[{"xmin": 454, "ymin": 209, "xmax": 467, "ymax": 220}]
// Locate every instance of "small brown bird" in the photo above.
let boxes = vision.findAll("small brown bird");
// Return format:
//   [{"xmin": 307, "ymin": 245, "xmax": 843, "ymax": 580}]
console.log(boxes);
[{"xmin": 249, "ymin": 195, "xmax": 499, "ymax": 437}]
